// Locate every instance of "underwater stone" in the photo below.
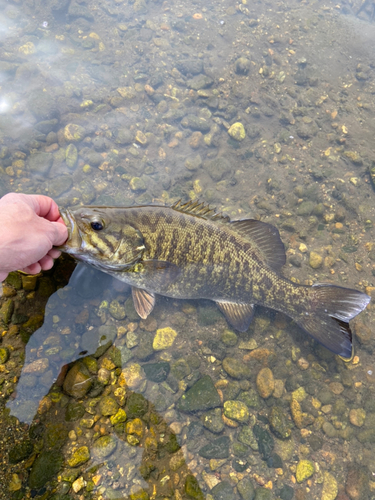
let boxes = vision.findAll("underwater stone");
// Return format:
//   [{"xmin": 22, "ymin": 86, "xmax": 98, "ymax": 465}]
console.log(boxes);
[{"xmin": 177, "ymin": 375, "xmax": 221, "ymax": 412}]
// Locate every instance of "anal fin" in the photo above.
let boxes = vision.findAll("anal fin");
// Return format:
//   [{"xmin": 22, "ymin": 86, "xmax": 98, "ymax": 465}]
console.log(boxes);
[
  {"xmin": 216, "ymin": 301, "xmax": 254, "ymax": 332},
  {"xmin": 132, "ymin": 287, "xmax": 155, "ymax": 319}
]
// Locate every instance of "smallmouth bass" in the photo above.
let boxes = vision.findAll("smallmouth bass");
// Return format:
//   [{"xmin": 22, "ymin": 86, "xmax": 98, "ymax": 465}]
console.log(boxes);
[{"xmin": 59, "ymin": 200, "xmax": 370, "ymax": 358}]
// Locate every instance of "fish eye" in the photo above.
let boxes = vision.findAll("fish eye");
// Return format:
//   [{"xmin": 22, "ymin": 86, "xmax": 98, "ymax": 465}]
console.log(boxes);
[{"xmin": 91, "ymin": 221, "xmax": 104, "ymax": 231}]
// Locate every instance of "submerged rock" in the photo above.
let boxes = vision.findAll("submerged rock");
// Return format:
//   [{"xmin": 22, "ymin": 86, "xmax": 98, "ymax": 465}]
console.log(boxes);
[{"xmin": 177, "ymin": 375, "xmax": 221, "ymax": 412}]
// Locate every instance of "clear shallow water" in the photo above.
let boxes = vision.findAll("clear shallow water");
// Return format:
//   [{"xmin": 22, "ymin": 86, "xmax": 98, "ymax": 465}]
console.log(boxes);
[{"xmin": 1, "ymin": 0, "xmax": 375, "ymax": 499}]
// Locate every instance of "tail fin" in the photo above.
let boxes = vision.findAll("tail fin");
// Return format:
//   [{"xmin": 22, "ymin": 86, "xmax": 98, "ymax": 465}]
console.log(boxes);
[{"xmin": 296, "ymin": 284, "xmax": 370, "ymax": 358}]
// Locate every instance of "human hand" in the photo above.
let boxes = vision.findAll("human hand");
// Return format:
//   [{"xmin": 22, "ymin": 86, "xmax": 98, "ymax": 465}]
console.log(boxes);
[{"xmin": 0, "ymin": 193, "xmax": 68, "ymax": 282}]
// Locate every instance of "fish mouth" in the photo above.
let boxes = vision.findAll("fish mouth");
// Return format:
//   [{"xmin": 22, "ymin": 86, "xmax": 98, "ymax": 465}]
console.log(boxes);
[{"xmin": 56, "ymin": 208, "xmax": 83, "ymax": 254}]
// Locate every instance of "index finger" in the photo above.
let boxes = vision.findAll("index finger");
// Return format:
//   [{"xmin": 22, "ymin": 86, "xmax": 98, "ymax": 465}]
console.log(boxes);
[{"xmin": 28, "ymin": 195, "xmax": 62, "ymax": 222}]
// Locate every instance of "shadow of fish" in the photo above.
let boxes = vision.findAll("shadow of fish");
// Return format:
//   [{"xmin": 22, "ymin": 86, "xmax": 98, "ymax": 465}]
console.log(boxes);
[{"xmin": 58, "ymin": 200, "xmax": 370, "ymax": 359}]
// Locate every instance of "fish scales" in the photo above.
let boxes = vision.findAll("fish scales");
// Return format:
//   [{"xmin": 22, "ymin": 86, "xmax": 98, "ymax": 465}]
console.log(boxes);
[{"xmin": 59, "ymin": 200, "xmax": 370, "ymax": 358}]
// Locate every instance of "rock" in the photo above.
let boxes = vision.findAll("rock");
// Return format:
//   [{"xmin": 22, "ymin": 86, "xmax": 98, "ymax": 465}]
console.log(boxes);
[
  {"xmin": 153, "ymin": 327, "xmax": 178, "ymax": 350},
  {"xmin": 222, "ymin": 357, "xmax": 251, "ymax": 379},
  {"xmin": 92, "ymin": 435, "xmax": 117, "ymax": 459},
  {"xmin": 296, "ymin": 460, "xmax": 314, "ymax": 483},
  {"xmin": 185, "ymin": 154, "xmax": 202, "ymax": 171},
  {"xmin": 322, "ymin": 421, "xmax": 337, "ymax": 438},
  {"xmin": 99, "ymin": 396, "xmax": 119, "ymax": 416},
  {"xmin": 187, "ymin": 75, "xmax": 214, "ymax": 90},
  {"xmin": 126, "ymin": 417, "xmax": 144, "ymax": 438},
  {"xmin": 64, "ymin": 123, "xmax": 86, "ymax": 142},
  {"xmin": 119, "ymin": 363, "xmax": 145, "ymax": 389},
  {"xmin": 199, "ymin": 436, "xmax": 230, "ymax": 459},
  {"xmin": 228, "ymin": 122, "xmax": 246, "ymax": 141},
  {"xmin": 63, "ymin": 362, "xmax": 92, "ymax": 398},
  {"xmin": 65, "ymin": 143, "xmax": 78, "ymax": 168},
  {"xmin": 349, "ymin": 408, "xmax": 366, "ymax": 427},
  {"xmin": 67, "ymin": 446, "xmax": 90, "ymax": 467},
  {"xmin": 329, "ymin": 382, "xmax": 344, "ymax": 395},
  {"xmin": 0, "ymin": 347, "xmax": 10, "ymax": 364},
  {"xmin": 28, "ymin": 450, "xmax": 63, "ymax": 489},
  {"xmin": 290, "ymin": 399, "xmax": 314, "ymax": 428},
  {"xmin": 177, "ymin": 375, "xmax": 221, "ymax": 412},
  {"xmin": 116, "ymin": 128, "xmax": 133, "ymax": 145},
  {"xmin": 8, "ymin": 440, "xmax": 33, "ymax": 464},
  {"xmin": 253, "ymin": 424, "xmax": 274, "ymax": 460},
  {"xmin": 109, "ymin": 299, "xmax": 126, "ymax": 320},
  {"xmin": 278, "ymin": 484, "xmax": 294, "ymax": 500},
  {"xmin": 202, "ymin": 408, "xmax": 225, "ymax": 434},
  {"xmin": 65, "ymin": 402, "xmax": 85, "ymax": 422},
  {"xmin": 171, "ymin": 358, "xmax": 191, "ymax": 380},
  {"xmin": 211, "ymin": 481, "xmax": 234, "ymax": 500},
  {"xmin": 237, "ymin": 476, "xmax": 255, "ymax": 500},
  {"xmin": 45, "ymin": 423, "xmax": 68, "ymax": 449},
  {"xmin": 29, "ymin": 151, "xmax": 53, "ymax": 175},
  {"xmin": 23, "ymin": 358, "xmax": 49, "ymax": 375},
  {"xmin": 345, "ymin": 464, "xmax": 369, "ymax": 499},
  {"xmin": 220, "ymin": 329, "xmax": 238, "ymax": 346},
  {"xmin": 143, "ymin": 362, "xmax": 170, "ymax": 382},
  {"xmin": 48, "ymin": 176, "xmax": 73, "ymax": 198},
  {"xmin": 129, "ymin": 177, "xmax": 146, "ymax": 192},
  {"xmin": 238, "ymin": 426, "xmax": 258, "ymax": 450},
  {"xmin": 185, "ymin": 474, "xmax": 205, "ymax": 500},
  {"xmin": 110, "ymin": 408, "xmax": 127, "ymax": 426},
  {"xmin": 235, "ymin": 57, "xmax": 251, "ymax": 75},
  {"xmin": 256, "ymin": 367, "xmax": 275, "ymax": 398},
  {"xmin": 254, "ymin": 488, "xmax": 273, "ymax": 500},
  {"xmin": 224, "ymin": 400, "xmax": 250, "ymax": 423},
  {"xmin": 126, "ymin": 392, "xmax": 148, "ymax": 418},
  {"xmin": 309, "ymin": 251, "xmax": 323, "ymax": 269},
  {"xmin": 269, "ymin": 406, "xmax": 291, "ymax": 439},
  {"xmin": 322, "ymin": 471, "xmax": 338, "ymax": 500}
]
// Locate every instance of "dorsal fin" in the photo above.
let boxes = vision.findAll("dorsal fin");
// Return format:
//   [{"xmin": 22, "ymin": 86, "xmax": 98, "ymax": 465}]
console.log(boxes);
[
  {"xmin": 230, "ymin": 219, "xmax": 286, "ymax": 272},
  {"xmin": 171, "ymin": 199, "xmax": 229, "ymax": 222}
]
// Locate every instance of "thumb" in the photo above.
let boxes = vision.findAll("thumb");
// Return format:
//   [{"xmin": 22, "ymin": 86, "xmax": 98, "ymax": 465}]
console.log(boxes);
[{"xmin": 50, "ymin": 220, "xmax": 68, "ymax": 246}]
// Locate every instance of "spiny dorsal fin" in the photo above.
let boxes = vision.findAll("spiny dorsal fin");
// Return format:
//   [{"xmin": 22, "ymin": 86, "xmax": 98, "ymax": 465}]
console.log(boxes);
[
  {"xmin": 171, "ymin": 199, "xmax": 229, "ymax": 222},
  {"xmin": 230, "ymin": 219, "xmax": 286, "ymax": 272}
]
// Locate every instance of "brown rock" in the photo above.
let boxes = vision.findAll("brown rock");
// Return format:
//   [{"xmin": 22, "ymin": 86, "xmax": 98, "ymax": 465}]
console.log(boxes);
[
  {"xmin": 189, "ymin": 131, "xmax": 203, "ymax": 149},
  {"xmin": 23, "ymin": 358, "xmax": 49, "ymax": 375},
  {"xmin": 256, "ymin": 367, "xmax": 274, "ymax": 398},
  {"xmin": 329, "ymin": 382, "xmax": 344, "ymax": 395},
  {"xmin": 63, "ymin": 362, "xmax": 92, "ymax": 398},
  {"xmin": 345, "ymin": 464, "xmax": 369, "ymax": 500}
]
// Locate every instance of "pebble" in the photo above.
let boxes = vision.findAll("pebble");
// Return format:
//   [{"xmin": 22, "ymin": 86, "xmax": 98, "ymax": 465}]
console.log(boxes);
[
  {"xmin": 178, "ymin": 375, "xmax": 221, "ymax": 412},
  {"xmin": 349, "ymin": 408, "xmax": 366, "ymax": 427},
  {"xmin": 199, "ymin": 436, "xmax": 230, "ymax": 459},
  {"xmin": 72, "ymin": 476, "xmax": 86, "ymax": 493},
  {"xmin": 63, "ymin": 362, "xmax": 92, "ymax": 398},
  {"xmin": 269, "ymin": 406, "xmax": 292, "ymax": 439},
  {"xmin": 99, "ymin": 396, "xmax": 119, "ymax": 416},
  {"xmin": 296, "ymin": 460, "xmax": 314, "ymax": 483},
  {"xmin": 228, "ymin": 122, "xmax": 246, "ymax": 141},
  {"xmin": 119, "ymin": 363, "xmax": 145, "ymax": 389},
  {"xmin": 153, "ymin": 327, "xmax": 178, "ymax": 350},
  {"xmin": 309, "ymin": 251, "xmax": 323, "ymax": 269},
  {"xmin": 223, "ymin": 400, "xmax": 250, "ymax": 423},
  {"xmin": 292, "ymin": 387, "xmax": 307, "ymax": 402},
  {"xmin": 346, "ymin": 463, "xmax": 369, "ymax": 499},
  {"xmin": 67, "ymin": 446, "xmax": 90, "ymax": 467},
  {"xmin": 0, "ymin": 347, "xmax": 10, "ymax": 364},
  {"xmin": 23, "ymin": 358, "xmax": 49, "ymax": 374},
  {"xmin": 321, "ymin": 471, "xmax": 338, "ymax": 500},
  {"xmin": 329, "ymin": 382, "xmax": 344, "ymax": 395},
  {"xmin": 222, "ymin": 357, "xmax": 251, "ymax": 379},
  {"xmin": 92, "ymin": 435, "xmax": 117, "ymax": 459},
  {"xmin": 256, "ymin": 367, "xmax": 275, "ymax": 398},
  {"xmin": 202, "ymin": 408, "xmax": 224, "ymax": 433}
]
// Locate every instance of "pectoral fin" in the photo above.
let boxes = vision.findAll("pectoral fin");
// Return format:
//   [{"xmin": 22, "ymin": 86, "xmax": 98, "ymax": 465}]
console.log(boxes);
[
  {"xmin": 132, "ymin": 260, "xmax": 181, "ymax": 288},
  {"xmin": 216, "ymin": 301, "xmax": 255, "ymax": 332},
  {"xmin": 132, "ymin": 287, "xmax": 155, "ymax": 319}
]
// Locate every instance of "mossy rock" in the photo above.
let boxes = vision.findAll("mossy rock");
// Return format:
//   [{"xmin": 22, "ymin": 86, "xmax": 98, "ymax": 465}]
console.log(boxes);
[
  {"xmin": 28, "ymin": 450, "xmax": 64, "ymax": 489},
  {"xmin": 45, "ymin": 423, "xmax": 69, "ymax": 449},
  {"xmin": 8, "ymin": 439, "xmax": 34, "ymax": 464},
  {"xmin": 126, "ymin": 392, "xmax": 148, "ymax": 418}
]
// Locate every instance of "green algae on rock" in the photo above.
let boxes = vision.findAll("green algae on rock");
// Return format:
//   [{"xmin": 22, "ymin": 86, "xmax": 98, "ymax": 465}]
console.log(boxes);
[
  {"xmin": 177, "ymin": 375, "xmax": 221, "ymax": 412},
  {"xmin": 296, "ymin": 459, "xmax": 314, "ymax": 483}
]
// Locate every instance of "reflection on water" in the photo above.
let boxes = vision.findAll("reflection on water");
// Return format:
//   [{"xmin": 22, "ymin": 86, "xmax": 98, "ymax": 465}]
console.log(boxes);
[{"xmin": 1, "ymin": 0, "xmax": 375, "ymax": 498}]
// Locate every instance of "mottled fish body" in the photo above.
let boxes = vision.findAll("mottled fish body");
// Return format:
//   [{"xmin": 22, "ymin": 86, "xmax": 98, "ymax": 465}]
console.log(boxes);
[{"xmin": 59, "ymin": 200, "xmax": 370, "ymax": 358}]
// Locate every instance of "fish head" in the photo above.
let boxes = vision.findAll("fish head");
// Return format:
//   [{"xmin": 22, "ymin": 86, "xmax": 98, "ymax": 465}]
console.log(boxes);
[{"xmin": 58, "ymin": 207, "xmax": 145, "ymax": 271}]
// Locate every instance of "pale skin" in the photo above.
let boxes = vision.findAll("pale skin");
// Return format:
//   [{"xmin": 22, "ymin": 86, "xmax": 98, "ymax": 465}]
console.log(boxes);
[{"xmin": 0, "ymin": 193, "xmax": 68, "ymax": 282}]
